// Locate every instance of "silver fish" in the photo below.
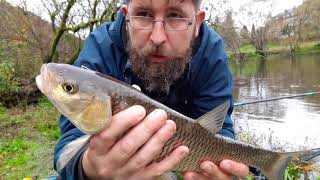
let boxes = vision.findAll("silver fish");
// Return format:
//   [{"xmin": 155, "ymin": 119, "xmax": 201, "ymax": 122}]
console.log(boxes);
[{"xmin": 36, "ymin": 63, "xmax": 320, "ymax": 180}]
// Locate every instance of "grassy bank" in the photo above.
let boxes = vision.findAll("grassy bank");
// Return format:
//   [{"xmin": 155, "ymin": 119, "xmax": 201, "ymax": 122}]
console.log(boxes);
[
  {"xmin": 228, "ymin": 40, "xmax": 320, "ymax": 61},
  {"xmin": 267, "ymin": 41, "xmax": 320, "ymax": 55},
  {"xmin": 0, "ymin": 98, "xmax": 60, "ymax": 179}
]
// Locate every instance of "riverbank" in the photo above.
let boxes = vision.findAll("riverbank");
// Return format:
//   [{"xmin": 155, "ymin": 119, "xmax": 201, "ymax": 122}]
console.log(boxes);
[
  {"xmin": 228, "ymin": 40, "xmax": 320, "ymax": 61},
  {"xmin": 0, "ymin": 99, "xmax": 59, "ymax": 179}
]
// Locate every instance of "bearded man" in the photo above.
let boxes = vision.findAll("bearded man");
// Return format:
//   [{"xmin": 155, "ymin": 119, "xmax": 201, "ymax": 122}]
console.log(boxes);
[{"xmin": 54, "ymin": 0, "xmax": 249, "ymax": 179}]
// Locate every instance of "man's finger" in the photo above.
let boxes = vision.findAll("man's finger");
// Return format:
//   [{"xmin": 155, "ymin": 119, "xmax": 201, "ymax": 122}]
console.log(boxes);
[
  {"xmin": 219, "ymin": 159, "xmax": 250, "ymax": 178},
  {"xmin": 146, "ymin": 145, "xmax": 189, "ymax": 177},
  {"xmin": 183, "ymin": 171, "xmax": 209, "ymax": 180},
  {"xmin": 90, "ymin": 105, "xmax": 146, "ymax": 155},
  {"xmin": 124, "ymin": 120, "xmax": 176, "ymax": 172},
  {"xmin": 105, "ymin": 109, "xmax": 167, "ymax": 167},
  {"xmin": 199, "ymin": 161, "xmax": 233, "ymax": 179},
  {"xmin": 132, "ymin": 84, "xmax": 141, "ymax": 91}
]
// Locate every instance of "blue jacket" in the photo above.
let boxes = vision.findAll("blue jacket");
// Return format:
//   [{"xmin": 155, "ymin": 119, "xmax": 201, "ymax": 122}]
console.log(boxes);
[{"xmin": 54, "ymin": 10, "xmax": 234, "ymax": 179}]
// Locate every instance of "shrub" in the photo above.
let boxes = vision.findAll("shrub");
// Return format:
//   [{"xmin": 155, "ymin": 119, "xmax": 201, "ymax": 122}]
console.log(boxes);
[{"xmin": 0, "ymin": 63, "xmax": 19, "ymax": 104}]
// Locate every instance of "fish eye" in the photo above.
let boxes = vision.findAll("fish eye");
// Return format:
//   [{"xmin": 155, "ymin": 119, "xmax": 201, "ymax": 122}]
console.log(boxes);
[{"xmin": 62, "ymin": 83, "xmax": 78, "ymax": 94}]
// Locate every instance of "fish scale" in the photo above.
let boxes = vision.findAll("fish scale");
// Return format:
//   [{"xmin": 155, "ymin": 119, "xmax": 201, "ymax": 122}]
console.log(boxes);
[{"xmin": 35, "ymin": 63, "xmax": 320, "ymax": 180}]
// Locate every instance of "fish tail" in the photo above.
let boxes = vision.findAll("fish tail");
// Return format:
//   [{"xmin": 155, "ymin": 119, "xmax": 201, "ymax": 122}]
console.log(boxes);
[
  {"xmin": 262, "ymin": 148, "xmax": 320, "ymax": 180},
  {"xmin": 56, "ymin": 134, "xmax": 91, "ymax": 172}
]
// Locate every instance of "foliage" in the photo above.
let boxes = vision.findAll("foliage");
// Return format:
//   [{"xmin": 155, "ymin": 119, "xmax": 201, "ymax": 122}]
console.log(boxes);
[
  {"xmin": 0, "ymin": 98, "xmax": 60, "ymax": 179},
  {"xmin": 265, "ymin": 0, "xmax": 320, "ymax": 56},
  {"xmin": 228, "ymin": 40, "xmax": 320, "ymax": 63},
  {"xmin": 0, "ymin": 138, "xmax": 34, "ymax": 168},
  {"xmin": 314, "ymin": 43, "xmax": 320, "ymax": 49},
  {"xmin": 0, "ymin": 40, "xmax": 15, "ymax": 62},
  {"xmin": 212, "ymin": 10, "xmax": 240, "ymax": 53},
  {"xmin": 244, "ymin": 176, "xmax": 255, "ymax": 180},
  {"xmin": 0, "ymin": 38, "xmax": 41, "ymax": 84},
  {"xmin": 239, "ymin": 44, "xmax": 256, "ymax": 54},
  {"xmin": 0, "ymin": 63, "xmax": 19, "ymax": 103},
  {"xmin": 33, "ymin": 99, "xmax": 61, "ymax": 140},
  {"xmin": 0, "ymin": 0, "xmax": 122, "ymax": 105},
  {"xmin": 175, "ymin": 171, "xmax": 184, "ymax": 180},
  {"xmin": 42, "ymin": 0, "xmax": 120, "ymax": 64},
  {"xmin": 236, "ymin": 128, "xmax": 320, "ymax": 180},
  {"xmin": 284, "ymin": 162, "xmax": 303, "ymax": 180}
]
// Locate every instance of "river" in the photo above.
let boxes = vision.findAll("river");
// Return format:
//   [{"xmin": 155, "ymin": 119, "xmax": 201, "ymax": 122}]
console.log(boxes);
[{"xmin": 230, "ymin": 53, "xmax": 320, "ymax": 151}]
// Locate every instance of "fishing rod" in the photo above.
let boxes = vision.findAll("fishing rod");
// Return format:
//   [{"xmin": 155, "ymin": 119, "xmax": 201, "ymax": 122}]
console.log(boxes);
[{"xmin": 234, "ymin": 91, "xmax": 320, "ymax": 107}]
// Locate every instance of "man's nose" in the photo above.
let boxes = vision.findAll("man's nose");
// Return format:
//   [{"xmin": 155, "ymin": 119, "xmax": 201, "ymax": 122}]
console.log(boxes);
[{"xmin": 150, "ymin": 21, "xmax": 167, "ymax": 46}]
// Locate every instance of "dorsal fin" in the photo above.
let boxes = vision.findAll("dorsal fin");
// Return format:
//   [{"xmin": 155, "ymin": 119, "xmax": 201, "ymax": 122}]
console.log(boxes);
[{"xmin": 196, "ymin": 101, "xmax": 230, "ymax": 134}]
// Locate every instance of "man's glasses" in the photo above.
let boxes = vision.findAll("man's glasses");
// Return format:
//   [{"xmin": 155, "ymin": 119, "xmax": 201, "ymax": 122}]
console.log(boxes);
[{"xmin": 126, "ymin": 16, "xmax": 195, "ymax": 31}]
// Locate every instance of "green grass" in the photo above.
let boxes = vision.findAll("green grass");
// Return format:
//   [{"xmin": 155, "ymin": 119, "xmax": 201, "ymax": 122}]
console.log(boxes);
[
  {"xmin": 228, "ymin": 40, "xmax": 320, "ymax": 61},
  {"xmin": 239, "ymin": 44, "xmax": 256, "ymax": 53},
  {"xmin": 296, "ymin": 41, "xmax": 320, "ymax": 54},
  {"xmin": 266, "ymin": 40, "xmax": 320, "ymax": 55},
  {"xmin": 244, "ymin": 176, "xmax": 255, "ymax": 180},
  {"xmin": 0, "ymin": 98, "xmax": 60, "ymax": 179}
]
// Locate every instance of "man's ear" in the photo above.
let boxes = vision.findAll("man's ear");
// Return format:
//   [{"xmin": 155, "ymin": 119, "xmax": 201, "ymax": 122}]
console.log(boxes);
[
  {"xmin": 195, "ymin": 10, "xmax": 205, "ymax": 37},
  {"xmin": 122, "ymin": 5, "xmax": 128, "ymax": 16}
]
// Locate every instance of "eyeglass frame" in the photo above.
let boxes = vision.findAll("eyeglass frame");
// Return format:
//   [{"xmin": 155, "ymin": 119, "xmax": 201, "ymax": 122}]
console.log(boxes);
[{"xmin": 126, "ymin": 15, "xmax": 196, "ymax": 31}]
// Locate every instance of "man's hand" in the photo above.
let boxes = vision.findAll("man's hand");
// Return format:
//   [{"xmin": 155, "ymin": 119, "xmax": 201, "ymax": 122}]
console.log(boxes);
[
  {"xmin": 82, "ymin": 105, "xmax": 189, "ymax": 180},
  {"xmin": 184, "ymin": 160, "xmax": 249, "ymax": 180}
]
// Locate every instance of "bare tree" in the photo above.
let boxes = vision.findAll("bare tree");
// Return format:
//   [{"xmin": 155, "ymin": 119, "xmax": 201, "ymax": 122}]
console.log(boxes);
[
  {"xmin": 239, "ymin": 25, "xmax": 251, "ymax": 45},
  {"xmin": 250, "ymin": 23, "xmax": 268, "ymax": 57},
  {"xmin": 215, "ymin": 10, "xmax": 244, "ymax": 62},
  {"xmin": 266, "ymin": 0, "xmax": 318, "ymax": 56},
  {"xmin": 238, "ymin": 0, "xmax": 274, "ymax": 58},
  {"xmin": 41, "ymin": 0, "xmax": 119, "ymax": 64},
  {"xmin": 0, "ymin": 1, "xmax": 49, "ymax": 104},
  {"xmin": 203, "ymin": 0, "xmax": 244, "ymax": 62},
  {"xmin": 0, "ymin": 0, "xmax": 49, "ymax": 78},
  {"xmin": 202, "ymin": 0, "xmax": 230, "ymax": 24},
  {"xmin": 0, "ymin": 0, "xmax": 120, "ymax": 105},
  {"xmin": 224, "ymin": 11, "xmax": 242, "ymax": 59},
  {"xmin": 284, "ymin": 0, "xmax": 314, "ymax": 56}
]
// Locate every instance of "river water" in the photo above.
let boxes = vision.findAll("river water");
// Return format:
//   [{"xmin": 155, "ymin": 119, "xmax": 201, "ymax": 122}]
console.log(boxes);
[{"xmin": 230, "ymin": 54, "xmax": 320, "ymax": 151}]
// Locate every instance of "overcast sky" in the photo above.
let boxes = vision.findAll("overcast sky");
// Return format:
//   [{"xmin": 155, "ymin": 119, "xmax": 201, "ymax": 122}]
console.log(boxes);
[
  {"xmin": 229, "ymin": 0, "xmax": 303, "ymax": 15},
  {"xmin": 7, "ymin": 0, "xmax": 304, "ymax": 28}
]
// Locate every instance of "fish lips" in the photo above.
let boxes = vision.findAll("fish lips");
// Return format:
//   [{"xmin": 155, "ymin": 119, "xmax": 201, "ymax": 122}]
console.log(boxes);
[
  {"xmin": 36, "ymin": 64, "xmax": 53, "ymax": 96},
  {"xmin": 35, "ymin": 75, "xmax": 43, "ymax": 92}
]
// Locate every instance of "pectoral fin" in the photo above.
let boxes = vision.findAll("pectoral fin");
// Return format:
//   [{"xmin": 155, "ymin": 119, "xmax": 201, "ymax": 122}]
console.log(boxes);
[
  {"xmin": 196, "ymin": 101, "xmax": 230, "ymax": 134},
  {"xmin": 80, "ymin": 94, "xmax": 112, "ymax": 134}
]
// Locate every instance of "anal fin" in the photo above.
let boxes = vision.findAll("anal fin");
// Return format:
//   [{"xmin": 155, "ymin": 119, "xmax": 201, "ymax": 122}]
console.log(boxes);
[{"xmin": 155, "ymin": 171, "xmax": 178, "ymax": 180}]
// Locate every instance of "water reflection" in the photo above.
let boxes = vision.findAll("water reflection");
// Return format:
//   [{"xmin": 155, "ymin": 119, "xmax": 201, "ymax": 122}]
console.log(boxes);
[{"xmin": 230, "ymin": 54, "xmax": 320, "ymax": 150}]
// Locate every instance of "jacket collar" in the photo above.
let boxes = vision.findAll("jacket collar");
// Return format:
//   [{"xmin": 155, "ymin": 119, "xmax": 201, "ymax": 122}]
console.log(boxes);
[{"xmin": 109, "ymin": 10, "xmax": 127, "ymax": 51}]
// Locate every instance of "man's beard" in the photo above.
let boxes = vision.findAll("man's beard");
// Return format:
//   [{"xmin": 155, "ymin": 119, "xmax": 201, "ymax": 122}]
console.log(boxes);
[{"xmin": 126, "ymin": 37, "xmax": 193, "ymax": 94}]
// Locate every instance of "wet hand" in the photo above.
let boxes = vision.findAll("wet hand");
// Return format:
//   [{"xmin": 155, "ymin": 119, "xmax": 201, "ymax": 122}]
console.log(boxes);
[
  {"xmin": 184, "ymin": 160, "xmax": 249, "ymax": 180},
  {"xmin": 82, "ymin": 105, "xmax": 189, "ymax": 180}
]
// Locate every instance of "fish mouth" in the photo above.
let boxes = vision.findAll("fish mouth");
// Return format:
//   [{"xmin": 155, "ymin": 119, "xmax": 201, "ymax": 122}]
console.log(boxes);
[
  {"xmin": 35, "ymin": 75, "xmax": 42, "ymax": 92},
  {"xmin": 36, "ymin": 63, "xmax": 51, "ymax": 96}
]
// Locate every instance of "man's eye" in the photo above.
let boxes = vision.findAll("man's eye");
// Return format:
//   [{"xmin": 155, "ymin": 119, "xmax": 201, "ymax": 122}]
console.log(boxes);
[
  {"xmin": 167, "ymin": 12, "xmax": 183, "ymax": 18},
  {"xmin": 136, "ymin": 11, "xmax": 152, "ymax": 17}
]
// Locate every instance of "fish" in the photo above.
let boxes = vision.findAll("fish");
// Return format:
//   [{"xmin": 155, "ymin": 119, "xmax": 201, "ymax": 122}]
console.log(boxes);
[{"xmin": 35, "ymin": 63, "xmax": 320, "ymax": 180}]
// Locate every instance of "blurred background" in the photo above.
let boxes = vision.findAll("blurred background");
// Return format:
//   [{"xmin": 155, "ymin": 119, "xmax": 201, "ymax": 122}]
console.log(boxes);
[{"xmin": 0, "ymin": 0, "xmax": 319, "ymax": 179}]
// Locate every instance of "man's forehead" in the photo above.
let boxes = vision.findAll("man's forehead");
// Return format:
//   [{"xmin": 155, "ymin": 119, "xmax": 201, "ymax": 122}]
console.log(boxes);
[{"xmin": 129, "ymin": 0, "xmax": 193, "ymax": 9}]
